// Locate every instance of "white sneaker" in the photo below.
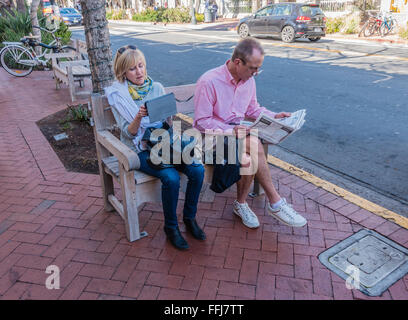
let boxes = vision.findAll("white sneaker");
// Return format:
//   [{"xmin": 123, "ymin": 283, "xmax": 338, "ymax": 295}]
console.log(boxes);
[
  {"xmin": 267, "ymin": 198, "xmax": 307, "ymax": 227},
  {"xmin": 233, "ymin": 200, "xmax": 260, "ymax": 229}
]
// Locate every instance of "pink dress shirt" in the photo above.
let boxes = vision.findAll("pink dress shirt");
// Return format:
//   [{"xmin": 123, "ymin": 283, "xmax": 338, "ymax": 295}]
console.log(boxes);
[{"xmin": 193, "ymin": 61, "xmax": 276, "ymax": 134}]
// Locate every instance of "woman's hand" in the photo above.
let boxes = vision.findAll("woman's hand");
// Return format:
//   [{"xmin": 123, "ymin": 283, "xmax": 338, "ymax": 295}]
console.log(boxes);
[
  {"xmin": 136, "ymin": 105, "xmax": 148, "ymax": 120},
  {"xmin": 274, "ymin": 112, "xmax": 291, "ymax": 119}
]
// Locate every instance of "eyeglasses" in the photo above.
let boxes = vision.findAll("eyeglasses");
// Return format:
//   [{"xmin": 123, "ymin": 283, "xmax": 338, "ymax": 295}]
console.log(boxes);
[
  {"xmin": 240, "ymin": 58, "xmax": 262, "ymax": 76},
  {"xmin": 240, "ymin": 58, "xmax": 261, "ymax": 73},
  {"xmin": 118, "ymin": 45, "xmax": 137, "ymax": 54}
]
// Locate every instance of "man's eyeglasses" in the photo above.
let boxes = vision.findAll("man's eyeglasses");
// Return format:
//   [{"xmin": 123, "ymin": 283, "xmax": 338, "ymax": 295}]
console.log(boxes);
[
  {"xmin": 239, "ymin": 58, "xmax": 262, "ymax": 76},
  {"xmin": 118, "ymin": 45, "xmax": 137, "ymax": 54}
]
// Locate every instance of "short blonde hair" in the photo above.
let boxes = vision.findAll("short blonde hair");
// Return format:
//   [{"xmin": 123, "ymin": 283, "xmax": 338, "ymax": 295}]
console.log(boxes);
[{"xmin": 113, "ymin": 47, "xmax": 147, "ymax": 83}]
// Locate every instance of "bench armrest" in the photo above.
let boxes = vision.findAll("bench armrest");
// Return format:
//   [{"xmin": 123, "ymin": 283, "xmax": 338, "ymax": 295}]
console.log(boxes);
[{"xmin": 96, "ymin": 130, "xmax": 140, "ymax": 171}]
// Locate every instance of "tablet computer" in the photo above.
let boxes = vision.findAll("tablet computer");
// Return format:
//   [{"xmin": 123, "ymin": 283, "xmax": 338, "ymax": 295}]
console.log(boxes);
[{"xmin": 145, "ymin": 92, "xmax": 177, "ymax": 123}]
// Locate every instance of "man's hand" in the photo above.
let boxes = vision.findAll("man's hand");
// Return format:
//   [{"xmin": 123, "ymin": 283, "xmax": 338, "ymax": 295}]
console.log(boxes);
[
  {"xmin": 274, "ymin": 112, "xmax": 291, "ymax": 119},
  {"xmin": 233, "ymin": 125, "xmax": 250, "ymax": 139}
]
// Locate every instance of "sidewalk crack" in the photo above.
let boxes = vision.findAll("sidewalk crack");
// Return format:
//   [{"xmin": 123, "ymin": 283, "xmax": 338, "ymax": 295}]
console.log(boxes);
[{"xmin": 18, "ymin": 126, "xmax": 46, "ymax": 181}]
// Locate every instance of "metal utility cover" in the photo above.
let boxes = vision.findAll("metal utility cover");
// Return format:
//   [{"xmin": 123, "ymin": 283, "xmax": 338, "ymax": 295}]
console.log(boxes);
[
  {"xmin": 53, "ymin": 132, "xmax": 69, "ymax": 141},
  {"xmin": 319, "ymin": 229, "xmax": 408, "ymax": 296}
]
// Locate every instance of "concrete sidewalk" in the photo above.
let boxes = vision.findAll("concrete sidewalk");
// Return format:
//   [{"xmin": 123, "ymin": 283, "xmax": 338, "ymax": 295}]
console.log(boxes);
[{"xmin": 0, "ymin": 67, "xmax": 407, "ymax": 300}]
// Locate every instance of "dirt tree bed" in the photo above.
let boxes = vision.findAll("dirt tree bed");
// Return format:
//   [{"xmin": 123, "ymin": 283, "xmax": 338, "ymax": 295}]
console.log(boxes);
[
  {"xmin": 37, "ymin": 107, "xmax": 99, "ymax": 174},
  {"xmin": 37, "ymin": 107, "xmax": 191, "ymax": 175}
]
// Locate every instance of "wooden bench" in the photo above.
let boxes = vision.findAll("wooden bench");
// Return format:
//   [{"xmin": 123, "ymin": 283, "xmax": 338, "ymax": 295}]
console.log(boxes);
[
  {"xmin": 47, "ymin": 39, "xmax": 92, "ymax": 103},
  {"xmin": 90, "ymin": 83, "xmax": 266, "ymax": 242}
]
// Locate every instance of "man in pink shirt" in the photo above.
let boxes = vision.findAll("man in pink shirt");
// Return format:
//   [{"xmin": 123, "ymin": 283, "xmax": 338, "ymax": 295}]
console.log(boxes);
[{"xmin": 194, "ymin": 38, "xmax": 307, "ymax": 229}]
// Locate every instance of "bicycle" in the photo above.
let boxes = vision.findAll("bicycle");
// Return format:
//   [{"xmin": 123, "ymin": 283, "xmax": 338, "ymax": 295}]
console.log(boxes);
[
  {"xmin": 358, "ymin": 12, "xmax": 383, "ymax": 37},
  {"xmin": 380, "ymin": 13, "xmax": 398, "ymax": 36},
  {"xmin": 0, "ymin": 25, "xmax": 76, "ymax": 77}
]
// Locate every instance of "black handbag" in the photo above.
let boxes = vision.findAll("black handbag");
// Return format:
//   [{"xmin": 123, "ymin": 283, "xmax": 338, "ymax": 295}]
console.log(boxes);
[{"xmin": 210, "ymin": 136, "xmax": 241, "ymax": 193}]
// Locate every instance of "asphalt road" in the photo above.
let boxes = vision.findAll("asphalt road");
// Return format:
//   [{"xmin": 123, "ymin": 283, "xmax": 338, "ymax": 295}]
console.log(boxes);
[{"xmin": 71, "ymin": 23, "xmax": 408, "ymax": 216}]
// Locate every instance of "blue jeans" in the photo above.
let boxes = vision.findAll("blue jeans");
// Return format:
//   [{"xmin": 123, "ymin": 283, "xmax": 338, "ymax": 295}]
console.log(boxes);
[{"xmin": 138, "ymin": 150, "xmax": 205, "ymax": 229}]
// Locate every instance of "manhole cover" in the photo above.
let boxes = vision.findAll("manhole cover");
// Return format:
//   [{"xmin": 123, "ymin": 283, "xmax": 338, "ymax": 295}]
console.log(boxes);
[{"xmin": 319, "ymin": 229, "xmax": 408, "ymax": 296}]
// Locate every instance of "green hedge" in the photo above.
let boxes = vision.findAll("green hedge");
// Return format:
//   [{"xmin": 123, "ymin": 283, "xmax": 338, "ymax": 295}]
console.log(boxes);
[{"xmin": 132, "ymin": 7, "xmax": 196, "ymax": 23}]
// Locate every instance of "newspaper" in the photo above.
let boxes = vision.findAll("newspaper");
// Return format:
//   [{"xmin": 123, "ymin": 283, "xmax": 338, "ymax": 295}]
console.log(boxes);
[{"xmin": 242, "ymin": 109, "xmax": 306, "ymax": 144}]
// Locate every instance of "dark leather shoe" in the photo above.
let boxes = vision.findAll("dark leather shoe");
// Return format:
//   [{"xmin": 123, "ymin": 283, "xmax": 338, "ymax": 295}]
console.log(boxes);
[
  {"xmin": 183, "ymin": 218, "xmax": 206, "ymax": 241},
  {"xmin": 163, "ymin": 227, "xmax": 189, "ymax": 250}
]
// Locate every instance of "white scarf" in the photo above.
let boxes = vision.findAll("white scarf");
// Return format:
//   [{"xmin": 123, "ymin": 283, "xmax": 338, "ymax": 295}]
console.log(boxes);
[{"xmin": 104, "ymin": 80, "xmax": 163, "ymax": 149}]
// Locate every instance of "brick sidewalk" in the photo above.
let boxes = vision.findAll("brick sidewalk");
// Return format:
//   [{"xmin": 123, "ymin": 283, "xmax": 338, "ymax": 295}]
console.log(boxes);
[{"xmin": 0, "ymin": 68, "xmax": 407, "ymax": 300}]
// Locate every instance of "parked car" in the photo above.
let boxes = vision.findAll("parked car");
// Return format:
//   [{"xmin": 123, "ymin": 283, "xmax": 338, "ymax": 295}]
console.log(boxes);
[
  {"xmin": 59, "ymin": 7, "xmax": 82, "ymax": 26},
  {"xmin": 237, "ymin": 2, "xmax": 326, "ymax": 43}
]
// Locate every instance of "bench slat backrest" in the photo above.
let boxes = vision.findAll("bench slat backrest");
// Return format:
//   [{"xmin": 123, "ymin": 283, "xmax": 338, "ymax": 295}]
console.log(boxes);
[{"xmin": 92, "ymin": 83, "xmax": 196, "ymax": 132}]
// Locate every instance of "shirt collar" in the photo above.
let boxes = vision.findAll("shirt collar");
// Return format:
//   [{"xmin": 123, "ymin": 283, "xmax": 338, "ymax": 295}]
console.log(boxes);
[{"xmin": 223, "ymin": 60, "xmax": 240, "ymax": 86}]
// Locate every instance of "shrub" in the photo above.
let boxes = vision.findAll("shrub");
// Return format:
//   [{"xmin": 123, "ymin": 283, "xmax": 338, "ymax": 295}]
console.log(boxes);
[
  {"xmin": 0, "ymin": 9, "xmax": 71, "ymax": 45},
  {"xmin": 162, "ymin": 7, "xmax": 191, "ymax": 23},
  {"xmin": 132, "ymin": 8, "xmax": 162, "ymax": 22},
  {"xmin": 340, "ymin": 13, "xmax": 360, "ymax": 34},
  {"xmin": 106, "ymin": 10, "xmax": 114, "ymax": 20},
  {"xmin": 68, "ymin": 104, "xmax": 91, "ymax": 122},
  {"xmin": 195, "ymin": 13, "xmax": 204, "ymax": 23},
  {"xmin": 132, "ymin": 7, "xmax": 191, "ymax": 23},
  {"xmin": 397, "ymin": 21, "xmax": 408, "ymax": 39},
  {"xmin": 112, "ymin": 9, "xmax": 127, "ymax": 20},
  {"xmin": 325, "ymin": 17, "xmax": 344, "ymax": 33},
  {"xmin": 106, "ymin": 9, "xmax": 127, "ymax": 20}
]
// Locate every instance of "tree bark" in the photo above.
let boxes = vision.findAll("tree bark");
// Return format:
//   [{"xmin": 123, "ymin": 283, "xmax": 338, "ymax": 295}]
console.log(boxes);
[
  {"xmin": 0, "ymin": 0, "xmax": 14, "ymax": 16},
  {"xmin": 30, "ymin": 0, "xmax": 42, "ymax": 55},
  {"xmin": 80, "ymin": 0, "xmax": 114, "ymax": 94},
  {"xmin": 16, "ymin": 0, "xmax": 25, "ymax": 12}
]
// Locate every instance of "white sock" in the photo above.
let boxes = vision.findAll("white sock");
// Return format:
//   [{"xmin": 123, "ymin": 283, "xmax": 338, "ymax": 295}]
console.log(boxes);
[{"xmin": 270, "ymin": 198, "xmax": 284, "ymax": 209}]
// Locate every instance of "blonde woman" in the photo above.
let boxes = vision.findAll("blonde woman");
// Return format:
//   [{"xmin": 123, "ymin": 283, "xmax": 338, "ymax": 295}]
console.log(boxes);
[{"xmin": 105, "ymin": 45, "xmax": 205, "ymax": 250}]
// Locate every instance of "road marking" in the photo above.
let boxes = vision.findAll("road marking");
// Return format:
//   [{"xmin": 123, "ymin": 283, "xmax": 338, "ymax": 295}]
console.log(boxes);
[
  {"xmin": 373, "ymin": 73, "xmax": 393, "ymax": 83},
  {"xmin": 166, "ymin": 31, "xmax": 408, "ymax": 62},
  {"xmin": 178, "ymin": 112, "xmax": 408, "ymax": 229}
]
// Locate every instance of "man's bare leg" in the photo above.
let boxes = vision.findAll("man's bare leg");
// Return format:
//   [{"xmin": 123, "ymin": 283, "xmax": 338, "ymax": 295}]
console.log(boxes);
[
  {"xmin": 241, "ymin": 136, "xmax": 280, "ymax": 204},
  {"xmin": 236, "ymin": 174, "xmax": 254, "ymax": 203}
]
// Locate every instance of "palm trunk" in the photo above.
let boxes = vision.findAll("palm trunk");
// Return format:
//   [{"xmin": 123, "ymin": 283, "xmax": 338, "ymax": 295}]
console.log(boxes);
[
  {"xmin": 80, "ymin": 0, "xmax": 114, "ymax": 94},
  {"xmin": 30, "ymin": 0, "xmax": 42, "ymax": 55},
  {"xmin": 16, "ymin": 0, "xmax": 26, "ymax": 12}
]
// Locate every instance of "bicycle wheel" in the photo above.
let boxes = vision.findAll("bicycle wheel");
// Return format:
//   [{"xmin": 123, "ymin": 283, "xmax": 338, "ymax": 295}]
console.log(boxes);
[
  {"xmin": 359, "ymin": 21, "xmax": 369, "ymax": 37},
  {"xmin": 381, "ymin": 23, "xmax": 390, "ymax": 36},
  {"xmin": 0, "ymin": 45, "xmax": 34, "ymax": 77},
  {"xmin": 363, "ymin": 22, "xmax": 374, "ymax": 37}
]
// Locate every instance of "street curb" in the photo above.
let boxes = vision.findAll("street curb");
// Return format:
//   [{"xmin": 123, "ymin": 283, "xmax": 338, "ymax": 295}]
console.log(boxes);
[
  {"xmin": 177, "ymin": 112, "xmax": 408, "ymax": 230},
  {"xmin": 325, "ymin": 34, "xmax": 408, "ymax": 47}
]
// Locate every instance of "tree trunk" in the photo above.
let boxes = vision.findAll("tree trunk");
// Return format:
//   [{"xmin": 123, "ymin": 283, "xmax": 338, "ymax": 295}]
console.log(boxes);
[
  {"xmin": 16, "ymin": 0, "xmax": 26, "ymax": 12},
  {"xmin": 80, "ymin": 0, "xmax": 114, "ymax": 94},
  {"xmin": 30, "ymin": 0, "xmax": 42, "ymax": 55},
  {"xmin": 0, "ymin": 0, "xmax": 14, "ymax": 16}
]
